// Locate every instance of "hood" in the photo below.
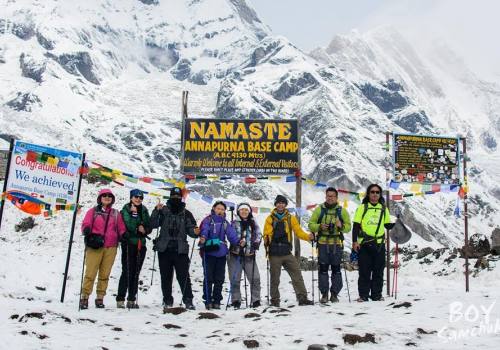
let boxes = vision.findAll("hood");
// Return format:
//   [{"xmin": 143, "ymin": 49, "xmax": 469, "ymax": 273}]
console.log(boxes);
[{"xmin": 97, "ymin": 188, "xmax": 115, "ymax": 205}]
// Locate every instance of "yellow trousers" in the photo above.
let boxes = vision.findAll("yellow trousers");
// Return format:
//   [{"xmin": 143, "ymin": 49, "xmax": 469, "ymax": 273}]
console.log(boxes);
[{"xmin": 81, "ymin": 247, "xmax": 117, "ymax": 299}]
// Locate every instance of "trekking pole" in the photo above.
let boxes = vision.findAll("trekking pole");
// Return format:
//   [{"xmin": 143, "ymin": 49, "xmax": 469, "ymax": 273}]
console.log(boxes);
[
  {"xmin": 180, "ymin": 236, "xmax": 197, "ymax": 306},
  {"xmin": 126, "ymin": 242, "xmax": 131, "ymax": 310},
  {"xmin": 135, "ymin": 239, "xmax": 142, "ymax": 307},
  {"xmin": 265, "ymin": 246, "xmax": 270, "ymax": 306},
  {"xmin": 250, "ymin": 252, "xmax": 256, "ymax": 306},
  {"xmin": 342, "ymin": 246, "xmax": 351, "ymax": 303},
  {"xmin": 243, "ymin": 254, "xmax": 248, "ymax": 308},
  {"xmin": 311, "ymin": 236, "xmax": 315, "ymax": 304},
  {"xmin": 392, "ymin": 243, "xmax": 399, "ymax": 299},
  {"xmin": 150, "ymin": 226, "xmax": 160, "ymax": 286},
  {"xmin": 78, "ymin": 247, "xmax": 87, "ymax": 311},
  {"xmin": 202, "ymin": 249, "xmax": 209, "ymax": 307}
]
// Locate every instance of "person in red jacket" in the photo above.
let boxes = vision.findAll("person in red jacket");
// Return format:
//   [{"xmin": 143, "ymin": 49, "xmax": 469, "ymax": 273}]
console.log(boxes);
[{"xmin": 80, "ymin": 189, "xmax": 126, "ymax": 309}]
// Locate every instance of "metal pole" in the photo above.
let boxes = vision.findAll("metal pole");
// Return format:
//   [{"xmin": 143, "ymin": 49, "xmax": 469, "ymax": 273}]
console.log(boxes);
[
  {"xmin": 61, "ymin": 153, "xmax": 86, "ymax": 303},
  {"xmin": 180, "ymin": 91, "xmax": 188, "ymax": 175},
  {"xmin": 461, "ymin": 137, "xmax": 469, "ymax": 292},
  {"xmin": 0, "ymin": 138, "xmax": 15, "ymax": 233}
]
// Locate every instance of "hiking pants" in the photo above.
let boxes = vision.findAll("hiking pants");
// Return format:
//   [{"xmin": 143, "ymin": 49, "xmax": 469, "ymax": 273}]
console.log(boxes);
[
  {"xmin": 318, "ymin": 244, "xmax": 343, "ymax": 295},
  {"xmin": 158, "ymin": 250, "xmax": 194, "ymax": 305},
  {"xmin": 82, "ymin": 247, "xmax": 118, "ymax": 299},
  {"xmin": 202, "ymin": 255, "xmax": 226, "ymax": 305},
  {"xmin": 358, "ymin": 242, "xmax": 386, "ymax": 300},
  {"xmin": 227, "ymin": 253, "xmax": 261, "ymax": 304},
  {"xmin": 116, "ymin": 242, "xmax": 147, "ymax": 302},
  {"xmin": 269, "ymin": 253, "xmax": 307, "ymax": 304}
]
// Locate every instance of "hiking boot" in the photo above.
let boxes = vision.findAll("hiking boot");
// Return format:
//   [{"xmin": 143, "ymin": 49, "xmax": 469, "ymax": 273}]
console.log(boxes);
[
  {"xmin": 116, "ymin": 301, "xmax": 125, "ymax": 309},
  {"xmin": 357, "ymin": 297, "xmax": 369, "ymax": 303},
  {"xmin": 127, "ymin": 301, "xmax": 139, "ymax": 309},
  {"xmin": 251, "ymin": 300, "xmax": 261, "ymax": 308},
  {"xmin": 320, "ymin": 292, "xmax": 329, "ymax": 304},
  {"xmin": 79, "ymin": 298, "xmax": 88, "ymax": 310},
  {"xmin": 232, "ymin": 301, "xmax": 241, "ymax": 309},
  {"xmin": 95, "ymin": 299, "xmax": 105, "ymax": 309},
  {"xmin": 184, "ymin": 302, "xmax": 195, "ymax": 310},
  {"xmin": 298, "ymin": 298, "xmax": 314, "ymax": 306},
  {"xmin": 212, "ymin": 304, "xmax": 221, "ymax": 310},
  {"xmin": 205, "ymin": 303, "xmax": 213, "ymax": 310},
  {"xmin": 270, "ymin": 300, "xmax": 280, "ymax": 307},
  {"xmin": 330, "ymin": 293, "xmax": 339, "ymax": 303},
  {"xmin": 371, "ymin": 296, "xmax": 385, "ymax": 301}
]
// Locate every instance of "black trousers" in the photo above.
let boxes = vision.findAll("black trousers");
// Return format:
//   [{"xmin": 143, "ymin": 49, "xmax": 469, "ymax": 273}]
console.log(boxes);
[
  {"xmin": 158, "ymin": 250, "xmax": 193, "ymax": 305},
  {"xmin": 358, "ymin": 242, "xmax": 386, "ymax": 300},
  {"xmin": 202, "ymin": 254, "xmax": 227, "ymax": 305},
  {"xmin": 117, "ymin": 242, "xmax": 146, "ymax": 302}
]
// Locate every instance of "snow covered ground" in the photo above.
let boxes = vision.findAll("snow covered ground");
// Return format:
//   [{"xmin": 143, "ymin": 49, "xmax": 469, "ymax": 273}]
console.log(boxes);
[{"xmin": 0, "ymin": 181, "xmax": 498, "ymax": 350}]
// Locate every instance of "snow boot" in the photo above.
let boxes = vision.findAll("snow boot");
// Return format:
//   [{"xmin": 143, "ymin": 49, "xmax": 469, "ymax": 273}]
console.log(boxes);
[
  {"xmin": 330, "ymin": 293, "xmax": 339, "ymax": 303},
  {"xmin": 320, "ymin": 292, "xmax": 329, "ymax": 304},
  {"xmin": 116, "ymin": 301, "xmax": 125, "ymax": 309},
  {"xmin": 79, "ymin": 298, "xmax": 88, "ymax": 310},
  {"xmin": 95, "ymin": 299, "xmax": 105, "ymax": 309}
]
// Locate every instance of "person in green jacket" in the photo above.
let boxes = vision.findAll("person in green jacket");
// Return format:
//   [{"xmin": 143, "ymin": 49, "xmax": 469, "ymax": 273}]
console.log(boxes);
[
  {"xmin": 116, "ymin": 189, "xmax": 151, "ymax": 309},
  {"xmin": 308, "ymin": 187, "xmax": 351, "ymax": 303},
  {"xmin": 352, "ymin": 184, "xmax": 393, "ymax": 302}
]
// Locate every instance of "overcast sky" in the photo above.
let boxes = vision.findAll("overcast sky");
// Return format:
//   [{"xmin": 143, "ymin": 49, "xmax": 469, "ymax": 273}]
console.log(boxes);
[{"xmin": 250, "ymin": 0, "xmax": 500, "ymax": 80}]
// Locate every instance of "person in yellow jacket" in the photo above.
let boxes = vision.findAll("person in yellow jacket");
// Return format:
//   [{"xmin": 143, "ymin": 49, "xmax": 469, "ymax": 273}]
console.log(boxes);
[
  {"xmin": 308, "ymin": 187, "xmax": 351, "ymax": 303},
  {"xmin": 352, "ymin": 184, "xmax": 394, "ymax": 302},
  {"xmin": 263, "ymin": 195, "xmax": 315, "ymax": 307}
]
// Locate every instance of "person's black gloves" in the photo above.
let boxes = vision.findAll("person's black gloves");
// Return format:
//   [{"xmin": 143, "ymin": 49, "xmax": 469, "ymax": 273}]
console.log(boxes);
[
  {"xmin": 83, "ymin": 227, "xmax": 91, "ymax": 236},
  {"xmin": 385, "ymin": 223, "xmax": 396, "ymax": 230}
]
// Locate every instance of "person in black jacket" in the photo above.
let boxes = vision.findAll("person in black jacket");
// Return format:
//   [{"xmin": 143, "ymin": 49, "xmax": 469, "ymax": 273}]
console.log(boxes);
[{"xmin": 150, "ymin": 187, "xmax": 199, "ymax": 311}]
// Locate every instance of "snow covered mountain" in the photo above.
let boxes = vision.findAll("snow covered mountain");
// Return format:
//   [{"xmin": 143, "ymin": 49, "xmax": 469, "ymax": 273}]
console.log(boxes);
[{"xmin": 1, "ymin": 0, "xmax": 498, "ymax": 246}]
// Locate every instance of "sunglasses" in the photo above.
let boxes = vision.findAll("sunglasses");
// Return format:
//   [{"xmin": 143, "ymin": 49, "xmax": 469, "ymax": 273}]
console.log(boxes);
[
  {"xmin": 370, "ymin": 191, "xmax": 381, "ymax": 194},
  {"xmin": 133, "ymin": 195, "xmax": 144, "ymax": 200},
  {"xmin": 101, "ymin": 194, "xmax": 114, "ymax": 198}
]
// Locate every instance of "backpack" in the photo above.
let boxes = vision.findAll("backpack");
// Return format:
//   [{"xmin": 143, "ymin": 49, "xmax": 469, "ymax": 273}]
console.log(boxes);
[
  {"xmin": 269, "ymin": 214, "xmax": 293, "ymax": 256},
  {"xmin": 316, "ymin": 205, "xmax": 345, "ymax": 242}
]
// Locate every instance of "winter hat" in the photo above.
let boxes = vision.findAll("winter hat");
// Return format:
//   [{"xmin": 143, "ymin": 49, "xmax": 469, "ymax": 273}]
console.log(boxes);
[
  {"xmin": 97, "ymin": 188, "xmax": 115, "ymax": 205},
  {"xmin": 237, "ymin": 202, "xmax": 252, "ymax": 213},
  {"xmin": 130, "ymin": 189, "xmax": 144, "ymax": 199},
  {"xmin": 170, "ymin": 187, "xmax": 183, "ymax": 198},
  {"xmin": 274, "ymin": 195, "xmax": 288, "ymax": 206}
]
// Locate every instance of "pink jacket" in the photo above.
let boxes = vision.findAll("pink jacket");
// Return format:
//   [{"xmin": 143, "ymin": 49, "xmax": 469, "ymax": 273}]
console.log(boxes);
[{"xmin": 81, "ymin": 189, "xmax": 126, "ymax": 248}]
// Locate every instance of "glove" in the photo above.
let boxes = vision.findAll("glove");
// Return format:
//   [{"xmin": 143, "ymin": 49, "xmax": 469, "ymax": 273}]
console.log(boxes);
[{"xmin": 83, "ymin": 227, "xmax": 91, "ymax": 236}]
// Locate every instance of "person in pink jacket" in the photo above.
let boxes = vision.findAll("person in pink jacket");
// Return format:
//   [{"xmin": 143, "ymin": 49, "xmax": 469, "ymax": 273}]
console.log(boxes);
[{"xmin": 79, "ymin": 188, "xmax": 126, "ymax": 309}]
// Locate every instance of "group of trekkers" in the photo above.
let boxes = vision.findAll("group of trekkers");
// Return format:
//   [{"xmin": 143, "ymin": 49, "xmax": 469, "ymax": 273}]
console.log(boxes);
[{"xmin": 78, "ymin": 183, "xmax": 393, "ymax": 311}]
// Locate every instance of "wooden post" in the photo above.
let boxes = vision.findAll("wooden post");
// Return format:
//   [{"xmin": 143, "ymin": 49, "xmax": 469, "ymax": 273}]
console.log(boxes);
[
  {"xmin": 180, "ymin": 91, "xmax": 188, "ymax": 174},
  {"xmin": 385, "ymin": 132, "xmax": 391, "ymax": 296},
  {"xmin": 461, "ymin": 137, "xmax": 470, "ymax": 292},
  {"xmin": 294, "ymin": 118, "xmax": 302, "ymax": 260},
  {"xmin": 0, "ymin": 139, "xmax": 15, "ymax": 233}
]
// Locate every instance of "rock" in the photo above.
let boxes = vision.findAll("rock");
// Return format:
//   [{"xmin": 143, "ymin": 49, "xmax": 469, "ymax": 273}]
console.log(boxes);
[
  {"xmin": 10, "ymin": 314, "xmax": 19, "ymax": 319},
  {"xmin": 461, "ymin": 234, "xmax": 490, "ymax": 258},
  {"xmin": 197, "ymin": 312, "xmax": 220, "ymax": 320},
  {"xmin": 417, "ymin": 247, "xmax": 434, "ymax": 259},
  {"xmin": 163, "ymin": 324, "xmax": 181, "ymax": 329},
  {"xmin": 47, "ymin": 52, "xmax": 100, "ymax": 85},
  {"xmin": 138, "ymin": 0, "xmax": 159, "ymax": 5},
  {"xmin": 6, "ymin": 92, "xmax": 41, "ymax": 112},
  {"xmin": 112, "ymin": 327, "xmax": 122, "ymax": 332},
  {"xmin": 357, "ymin": 82, "xmax": 408, "ymax": 113},
  {"xmin": 35, "ymin": 286, "xmax": 46, "ymax": 291},
  {"xmin": 15, "ymin": 217, "xmax": 37, "ymax": 232},
  {"xmin": 243, "ymin": 340, "xmax": 259, "ymax": 348},
  {"xmin": 474, "ymin": 257, "xmax": 489, "ymax": 269},
  {"xmin": 171, "ymin": 59, "xmax": 191, "ymax": 81},
  {"xmin": 244, "ymin": 313, "xmax": 261, "ymax": 319},
  {"xmin": 416, "ymin": 328, "xmax": 437, "ymax": 335},
  {"xmin": 343, "ymin": 333, "xmax": 376, "ymax": 345},
  {"xmin": 18, "ymin": 312, "xmax": 44, "ymax": 322},
  {"xmin": 393, "ymin": 302, "xmax": 412, "ymax": 308},
  {"xmin": 406, "ymin": 342, "xmax": 418, "ymax": 346},
  {"xmin": 163, "ymin": 307, "xmax": 187, "ymax": 315},
  {"xmin": 268, "ymin": 308, "xmax": 290, "ymax": 314},
  {"xmin": 307, "ymin": 345, "xmax": 337, "ymax": 350},
  {"xmin": 188, "ymin": 69, "xmax": 212, "ymax": 85},
  {"xmin": 145, "ymin": 42, "xmax": 179, "ymax": 71},
  {"xmin": 20, "ymin": 53, "xmax": 46, "ymax": 83},
  {"xmin": 272, "ymin": 72, "xmax": 319, "ymax": 101},
  {"xmin": 491, "ymin": 228, "xmax": 500, "ymax": 255},
  {"xmin": 173, "ymin": 344, "xmax": 185, "ymax": 348}
]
